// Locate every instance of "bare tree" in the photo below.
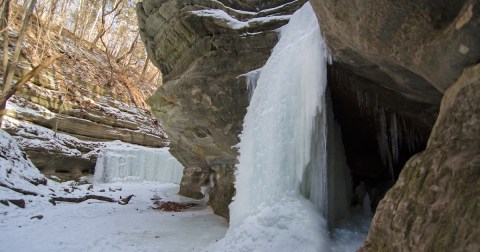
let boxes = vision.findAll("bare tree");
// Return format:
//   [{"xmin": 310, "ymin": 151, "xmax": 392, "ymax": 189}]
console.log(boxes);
[{"xmin": 116, "ymin": 32, "xmax": 139, "ymax": 65}]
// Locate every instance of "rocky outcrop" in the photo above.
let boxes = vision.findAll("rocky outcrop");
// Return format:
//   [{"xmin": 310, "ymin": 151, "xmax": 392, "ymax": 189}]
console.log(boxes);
[
  {"xmin": 311, "ymin": 0, "xmax": 480, "ymax": 96},
  {"xmin": 137, "ymin": 0, "xmax": 306, "ymax": 218},
  {"xmin": 360, "ymin": 64, "xmax": 480, "ymax": 251},
  {"xmin": 2, "ymin": 91, "xmax": 167, "ymax": 180}
]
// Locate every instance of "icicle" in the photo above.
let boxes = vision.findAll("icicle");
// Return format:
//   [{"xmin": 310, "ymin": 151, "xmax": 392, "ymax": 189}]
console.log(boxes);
[
  {"xmin": 390, "ymin": 113, "xmax": 400, "ymax": 164},
  {"xmin": 377, "ymin": 108, "xmax": 395, "ymax": 181},
  {"xmin": 243, "ymin": 68, "xmax": 262, "ymax": 101}
]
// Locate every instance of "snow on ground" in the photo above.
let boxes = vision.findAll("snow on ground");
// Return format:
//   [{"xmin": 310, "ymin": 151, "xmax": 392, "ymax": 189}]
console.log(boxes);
[
  {"xmin": 0, "ymin": 129, "xmax": 53, "ymax": 200},
  {"xmin": 0, "ymin": 182, "xmax": 228, "ymax": 252}
]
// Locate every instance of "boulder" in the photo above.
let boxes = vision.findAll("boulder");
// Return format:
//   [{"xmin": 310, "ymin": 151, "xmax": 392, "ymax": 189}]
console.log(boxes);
[{"xmin": 360, "ymin": 64, "xmax": 480, "ymax": 251}]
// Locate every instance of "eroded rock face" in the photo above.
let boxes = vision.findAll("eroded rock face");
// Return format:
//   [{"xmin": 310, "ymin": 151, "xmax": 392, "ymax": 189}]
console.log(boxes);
[
  {"xmin": 2, "ymin": 93, "xmax": 167, "ymax": 180},
  {"xmin": 138, "ymin": 0, "xmax": 306, "ymax": 218},
  {"xmin": 310, "ymin": 0, "xmax": 480, "ymax": 96},
  {"xmin": 360, "ymin": 64, "xmax": 480, "ymax": 252}
]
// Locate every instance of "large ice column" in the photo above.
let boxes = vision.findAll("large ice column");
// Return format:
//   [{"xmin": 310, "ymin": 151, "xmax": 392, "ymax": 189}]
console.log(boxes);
[
  {"xmin": 214, "ymin": 3, "xmax": 346, "ymax": 251},
  {"xmin": 94, "ymin": 144, "xmax": 184, "ymax": 184}
]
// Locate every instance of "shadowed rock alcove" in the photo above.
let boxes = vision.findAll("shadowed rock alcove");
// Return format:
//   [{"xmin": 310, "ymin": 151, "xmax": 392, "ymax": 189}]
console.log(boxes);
[{"xmin": 327, "ymin": 63, "xmax": 440, "ymax": 211}]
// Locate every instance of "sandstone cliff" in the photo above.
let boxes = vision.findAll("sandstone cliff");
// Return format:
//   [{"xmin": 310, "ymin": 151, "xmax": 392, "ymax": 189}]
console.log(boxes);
[{"xmin": 137, "ymin": 0, "xmax": 306, "ymax": 218}]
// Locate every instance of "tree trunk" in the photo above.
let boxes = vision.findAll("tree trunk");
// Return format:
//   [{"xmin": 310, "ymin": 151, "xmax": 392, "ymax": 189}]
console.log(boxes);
[
  {"xmin": 56, "ymin": 0, "xmax": 71, "ymax": 36},
  {"xmin": 88, "ymin": 7, "xmax": 101, "ymax": 41},
  {"xmin": 1, "ymin": 0, "xmax": 10, "ymax": 75},
  {"xmin": 116, "ymin": 32, "xmax": 139, "ymax": 65},
  {"xmin": 141, "ymin": 54, "xmax": 149, "ymax": 77}
]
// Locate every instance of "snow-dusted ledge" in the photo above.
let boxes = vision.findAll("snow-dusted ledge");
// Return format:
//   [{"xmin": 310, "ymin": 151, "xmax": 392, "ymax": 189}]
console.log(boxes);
[{"xmin": 191, "ymin": 9, "xmax": 291, "ymax": 30}]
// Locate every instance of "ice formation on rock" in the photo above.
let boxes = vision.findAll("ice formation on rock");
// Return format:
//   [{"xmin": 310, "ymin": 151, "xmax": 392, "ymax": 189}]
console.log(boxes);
[{"xmin": 94, "ymin": 145, "xmax": 184, "ymax": 184}]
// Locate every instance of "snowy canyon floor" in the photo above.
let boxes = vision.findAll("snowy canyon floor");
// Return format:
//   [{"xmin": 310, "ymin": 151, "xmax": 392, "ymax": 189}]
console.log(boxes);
[
  {"xmin": 0, "ymin": 182, "xmax": 228, "ymax": 252},
  {"xmin": 0, "ymin": 181, "xmax": 371, "ymax": 252}
]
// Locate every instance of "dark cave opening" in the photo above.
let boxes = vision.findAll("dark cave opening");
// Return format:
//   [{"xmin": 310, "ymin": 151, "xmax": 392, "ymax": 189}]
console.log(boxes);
[{"xmin": 327, "ymin": 63, "xmax": 439, "ymax": 211}]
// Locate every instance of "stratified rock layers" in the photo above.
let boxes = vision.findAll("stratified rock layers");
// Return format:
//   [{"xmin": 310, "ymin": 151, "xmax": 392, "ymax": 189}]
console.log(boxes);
[{"xmin": 138, "ymin": 0, "xmax": 305, "ymax": 218}]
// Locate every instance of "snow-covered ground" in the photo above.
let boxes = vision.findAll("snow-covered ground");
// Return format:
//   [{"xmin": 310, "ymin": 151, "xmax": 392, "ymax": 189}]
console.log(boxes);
[
  {"xmin": 0, "ymin": 182, "xmax": 228, "ymax": 252},
  {"xmin": 0, "ymin": 129, "xmax": 226, "ymax": 252}
]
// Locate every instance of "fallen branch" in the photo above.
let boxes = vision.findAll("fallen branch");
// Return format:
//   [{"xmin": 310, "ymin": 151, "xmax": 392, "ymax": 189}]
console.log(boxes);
[
  {"xmin": 51, "ymin": 194, "xmax": 135, "ymax": 205},
  {"xmin": 52, "ymin": 195, "xmax": 116, "ymax": 203}
]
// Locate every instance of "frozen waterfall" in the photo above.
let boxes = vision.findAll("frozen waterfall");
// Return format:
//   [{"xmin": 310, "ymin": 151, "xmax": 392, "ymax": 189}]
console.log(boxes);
[
  {"xmin": 209, "ymin": 3, "xmax": 354, "ymax": 251},
  {"xmin": 94, "ymin": 143, "xmax": 184, "ymax": 184}
]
